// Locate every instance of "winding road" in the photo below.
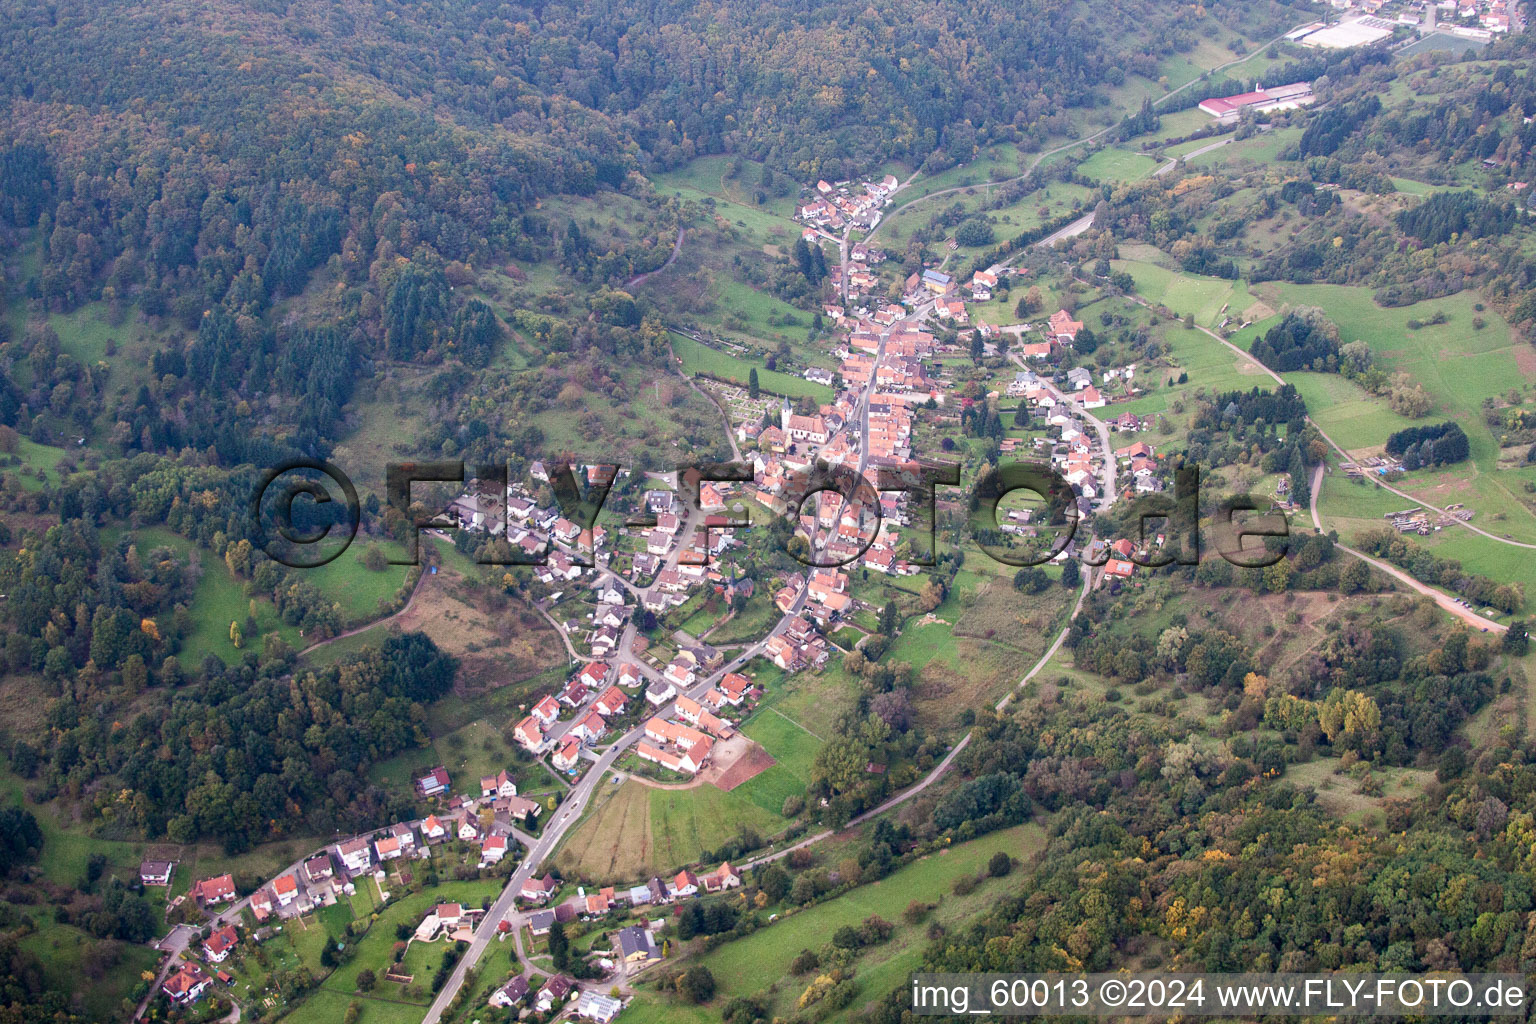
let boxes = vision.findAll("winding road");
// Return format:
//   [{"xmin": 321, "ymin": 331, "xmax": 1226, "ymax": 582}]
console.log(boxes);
[{"xmin": 863, "ymin": 24, "xmax": 1315, "ymax": 248}]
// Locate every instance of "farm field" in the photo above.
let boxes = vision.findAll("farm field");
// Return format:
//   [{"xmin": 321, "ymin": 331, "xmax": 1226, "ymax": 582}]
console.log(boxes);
[
  {"xmin": 554, "ymin": 778, "xmax": 787, "ymax": 884},
  {"xmin": 634, "ymin": 823, "xmax": 1046, "ymax": 1022}
]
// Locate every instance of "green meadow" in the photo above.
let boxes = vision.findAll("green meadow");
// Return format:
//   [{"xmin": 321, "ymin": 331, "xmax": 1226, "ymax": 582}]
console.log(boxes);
[
  {"xmin": 633, "ymin": 823, "xmax": 1047, "ymax": 1022},
  {"xmin": 1112, "ymin": 258, "xmax": 1256, "ymax": 328},
  {"xmin": 671, "ymin": 331, "xmax": 832, "ymax": 402}
]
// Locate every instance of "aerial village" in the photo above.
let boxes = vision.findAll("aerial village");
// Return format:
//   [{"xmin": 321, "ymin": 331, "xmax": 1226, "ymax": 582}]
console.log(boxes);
[{"xmin": 145, "ymin": 148, "xmax": 1182, "ymax": 1018}]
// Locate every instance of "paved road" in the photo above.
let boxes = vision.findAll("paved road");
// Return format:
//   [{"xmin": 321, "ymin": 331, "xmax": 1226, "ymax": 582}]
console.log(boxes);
[
  {"xmin": 864, "ymin": 23, "xmax": 1314, "ymax": 246},
  {"xmin": 1184, "ymin": 318, "xmax": 1536, "ymax": 553},
  {"xmin": 1008, "ymin": 352, "xmax": 1117, "ymax": 510},
  {"xmin": 1307, "ymin": 464, "xmax": 1505, "ymax": 632}
]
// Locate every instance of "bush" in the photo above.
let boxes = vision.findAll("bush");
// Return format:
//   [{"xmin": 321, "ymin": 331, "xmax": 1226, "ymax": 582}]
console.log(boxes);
[
  {"xmin": 988, "ymin": 851, "xmax": 1013, "ymax": 877},
  {"xmin": 903, "ymin": 900, "xmax": 934, "ymax": 924},
  {"xmin": 678, "ymin": 965, "xmax": 716, "ymax": 1004}
]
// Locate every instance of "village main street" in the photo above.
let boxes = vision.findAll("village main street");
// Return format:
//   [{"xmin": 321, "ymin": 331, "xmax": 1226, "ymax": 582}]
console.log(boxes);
[
  {"xmin": 422, "ymin": 266, "xmax": 941, "ymax": 1023},
  {"xmin": 419, "ymin": 179, "xmax": 1150, "ymax": 1014}
]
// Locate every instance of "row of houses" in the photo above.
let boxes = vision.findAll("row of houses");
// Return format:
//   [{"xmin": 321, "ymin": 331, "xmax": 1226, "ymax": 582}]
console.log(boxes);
[{"xmin": 796, "ymin": 174, "xmax": 898, "ymax": 232}]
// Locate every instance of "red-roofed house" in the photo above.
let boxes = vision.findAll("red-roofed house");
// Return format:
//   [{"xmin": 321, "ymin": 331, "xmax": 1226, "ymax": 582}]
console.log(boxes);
[
  {"xmin": 531, "ymin": 696, "xmax": 561, "ymax": 725},
  {"xmin": 164, "ymin": 965, "xmax": 211, "ymax": 1004},
  {"xmin": 203, "ymin": 925, "xmax": 239, "ymax": 963},
  {"xmin": 273, "ymin": 873, "xmax": 299, "ymax": 907},
  {"xmin": 192, "ymin": 874, "xmax": 235, "ymax": 906},
  {"xmin": 702, "ymin": 862, "xmax": 742, "ymax": 893},
  {"xmin": 515, "ymin": 716, "xmax": 545, "ymax": 752},
  {"xmin": 593, "ymin": 686, "xmax": 628, "ymax": 717},
  {"xmin": 719, "ymin": 673, "xmax": 750, "ymax": 704},
  {"xmin": 553, "ymin": 738, "xmax": 582, "ymax": 771},
  {"xmin": 570, "ymin": 709, "xmax": 607, "ymax": 743},
  {"xmin": 1048, "ymin": 309, "xmax": 1084, "ymax": 343}
]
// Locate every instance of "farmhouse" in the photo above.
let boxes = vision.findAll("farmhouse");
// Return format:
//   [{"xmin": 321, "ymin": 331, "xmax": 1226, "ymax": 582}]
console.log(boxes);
[
  {"xmin": 163, "ymin": 965, "xmax": 211, "ymax": 1004},
  {"xmin": 481, "ymin": 769, "xmax": 518, "ymax": 798},
  {"xmin": 528, "ymin": 696, "xmax": 559, "ymax": 724},
  {"xmin": 273, "ymin": 873, "xmax": 299, "ymax": 907},
  {"xmin": 337, "ymin": 838, "xmax": 372, "ymax": 874},
  {"xmin": 702, "ymin": 861, "xmax": 742, "ymax": 892},
  {"xmin": 514, "ymin": 716, "xmax": 545, "ymax": 751},
  {"xmin": 303, "ymin": 853, "xmax": 334, "ymax": 884},
  {"xmin": 490, "ymin": 975, "xmax": 531, "ymax": 1008},
  {"xmin": 521, "ymin": 874, "xmax": 559, "ymax": 903},
  {"xmin": 553, "ymin": 738, "xmax": 582, "ymax": 771},
  {"xmin": 593, "ymin": 686, "xmax": 628, "ymax": 717},
  {"xmin": 577, "ymin": 991, "xmax": 625, "ymax": 1023},
  {"xmin": 481, "ymin": 835, "xmax": 509, "ymax": 864},
  {"xmin": 1048, "ymin": 309, "xmax": 1083, "ymax": 343},
  {"xmin": 570, "ymin": 709, "xmax": 608, "ymax": 743},
  {"xmin": 616, "ymin": 924, "xmax": 661, "ymax": 963}
]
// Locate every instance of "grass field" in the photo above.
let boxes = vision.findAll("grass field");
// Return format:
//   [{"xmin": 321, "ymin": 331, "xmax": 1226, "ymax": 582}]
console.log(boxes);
[
  {"xmin": 742, "ymin": 707, "xmax": 823, "ymax": 782},
  {"xmin": 1077, "ymin": 147, "xmax": 1158, "ymax": 182},
  {"xmin": 20, "ymin": 920, "xmax": 161, "ymax": 1020},
  {"xmin": 634, "ymin": 823, "xmax": 1047, "ymax": 1023},
  {"xmin": 1185, "ymin": 126, "xmax": 1302, "ymax": 169},
  {"xmin": 1, "ymin": 437, "xmax": 70, "ymax": 490},
  {"xmin": 103, "ymin": 525, "xmax": 308, "ymax": 665},
  {"xmin": 555, "ymin": 778, "xmax": 787, "ymax": 883},
  {"xmin": 1118, "ymin": 317, "xmax": 1275, "ymax": 421},
  {"xmin": 671, "ymin": 332, "xmax": 831, "ymax": 402},
  {"xmin": 650, "ymin": 154, "xmax": 801, "ymax": 222},
  {"xmin": 1248, "ymin": 282, "xmax": 1536, "ymax": 543},
  {"xmin": 1112, "ymin": 259, "xmax": 1254, "ymax": 328},
  {"xmin": 1284, "ymin": 372, "xmax": 1420, "ymax": 453}
]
